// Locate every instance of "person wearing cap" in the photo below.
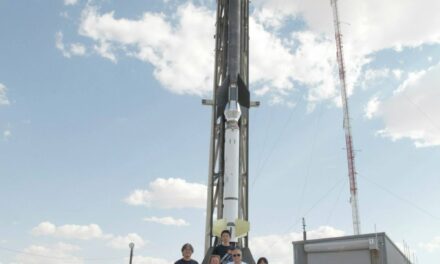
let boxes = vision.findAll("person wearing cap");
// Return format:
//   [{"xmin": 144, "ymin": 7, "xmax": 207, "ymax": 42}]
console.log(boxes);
[
  {"xmin": 227, "ymin": 247, "xmax": 246, "ymax": 264},
  {"xmin": 175, "ymin": 243, "xmax": 199, "ymax": 264},
  {"xmin": 213, "ymin": 230, "xmax": 232, "ymax": 261}
]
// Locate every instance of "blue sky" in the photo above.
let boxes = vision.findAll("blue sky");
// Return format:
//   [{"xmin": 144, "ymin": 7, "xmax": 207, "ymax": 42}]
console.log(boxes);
[{"xmin": 1, "ymin": 0, "xmax": 440, "ymax": 263}]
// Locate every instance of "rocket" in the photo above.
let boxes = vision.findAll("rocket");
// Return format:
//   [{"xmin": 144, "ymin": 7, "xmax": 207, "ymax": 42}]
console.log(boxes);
[{"xmin": 213, "ymin": 0, "xmax": 250, "ymax": 243}]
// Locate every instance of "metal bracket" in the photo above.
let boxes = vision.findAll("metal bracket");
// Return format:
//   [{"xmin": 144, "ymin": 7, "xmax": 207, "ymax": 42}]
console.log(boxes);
[
  {"xmin": 202, "ymin": 99, "xmax": 214, "ymax": 106},
  {"xmin": 250, "ymin": 101, "xmax": 260, "ymax": 107}
]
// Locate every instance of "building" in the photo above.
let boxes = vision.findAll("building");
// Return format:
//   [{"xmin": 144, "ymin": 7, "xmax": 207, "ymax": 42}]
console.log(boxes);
[{"xmin": 293, "ymin": 232, "xmax": 412, "ymax": 264}]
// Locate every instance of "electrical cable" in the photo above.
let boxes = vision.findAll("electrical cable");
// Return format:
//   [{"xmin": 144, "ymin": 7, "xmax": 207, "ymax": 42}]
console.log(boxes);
[
  {"xmin": 358, "ymin": 174, "xmax": 440, "ymax": 221},
  {"xmin": 402, "ymin": 91, "xmax": 440, "ymax": 133},
  {"xmin": 294, "ymin": 103, "xmax": 324, "ymax": 219},
  {"xmin": 325, "ymin": 180, "xmax": 346, "ymax": 225},
  {"xmin": 259, "ymin": 177, "xmax": 346, "ymax": 256},
  {"xmin": 251, "ymin": 97, "xmax": 300, "ymax": 188}
]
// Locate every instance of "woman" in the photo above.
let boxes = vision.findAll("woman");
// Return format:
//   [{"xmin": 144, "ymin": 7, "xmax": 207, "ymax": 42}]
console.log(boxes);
[
  {"xmin": 257, "ymin": 257, "xmax": 268, "ymax": 264},
  {"xmin": 174, "ymin": 243, "xmax": 198, "ymax": 264}
]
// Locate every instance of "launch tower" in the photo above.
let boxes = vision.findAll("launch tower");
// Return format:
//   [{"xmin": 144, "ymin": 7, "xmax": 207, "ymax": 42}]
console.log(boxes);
[{"xmin": 202, "ymin": 0, "xmax": 256, "ymax": 263}]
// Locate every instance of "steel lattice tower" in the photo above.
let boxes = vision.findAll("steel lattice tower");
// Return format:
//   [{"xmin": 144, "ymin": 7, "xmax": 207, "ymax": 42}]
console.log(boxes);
[{"xmin": 331, "ymin": 0, "xmax": 361, "ymax": 235}]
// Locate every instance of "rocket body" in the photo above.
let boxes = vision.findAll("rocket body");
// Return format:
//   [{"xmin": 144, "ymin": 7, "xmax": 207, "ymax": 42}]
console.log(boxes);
[
  {"xmin": 213, "ymin": 0, "xmax": 250, "ymax": 243},
  {"xmin": 223, "ymin": 101, "xmax": 241, "ymax": 242}
]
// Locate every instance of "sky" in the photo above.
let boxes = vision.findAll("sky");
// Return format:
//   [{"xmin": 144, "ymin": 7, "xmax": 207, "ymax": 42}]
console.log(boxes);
[{"xmin": 0, "ymin": 0, "xmax": 440, "ymax": 263}]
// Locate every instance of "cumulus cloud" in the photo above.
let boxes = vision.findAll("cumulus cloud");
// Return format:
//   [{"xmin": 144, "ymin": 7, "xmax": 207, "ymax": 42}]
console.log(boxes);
[
  {"xmin": 107, "ymin": 233, "xmax": 146, "ymax": 249},
  {"xmin": 32, "ymin": 222, "xmax": 103, "ymax": 240},
  {"xmin": 393, "ymin": 69, "xmax": 403, "ymax": 80},
  {"xmin": 361, "ymin": 68, "xmax": 390, "ymax": 89},
  {"xmin": 143, "ymin": 216, "xmax": 190, "ymax": 227},
  {"xmin": 376, "ymin": 64, "xmax": 440, "ymax": 147},
  {"xmin": 250, "ymin": 20, "xmax": 345, "ymax": 106},
  {"xmin": 70, "ymin": 43, "xmax": 86, "ymax": 56},
  {"xmin": 63, "ymin": 0, "xmax": 439, "ymax": 109},
  {"xmin": 420, "ymin": 236, "xmax": 440, "ymax": 252},
  {"xmin": 79, "ymin": 3, "xmax": 215, "ymax": 95},
  {"xmin": 16, "ymin": 243, "xmax": 83, "ymax": 264},
  {"xmin": 76, "ymin": 3, "xmax": 345, "ymax": 106},
  {"xmin": 0, "ymin": 83, "xmax": 10, "ymax": 106},
  {"xmin": 253, "ymin": 0, "xmax": 440, "ymax": 51},
  {"xmin": 55, "ymin": 32, "xmax": 87, "ymax": 58},
  {"xmin": 125, "ymin": 178, "xmax": 207, "ymax": 209},
  {"xmin": 364, "ymin": 96, "xmax": 381, "ymax": 119},
  {"xmin": 251, "ymin": 0, "xmax": 440, "ymax": 103},
  {"xmin": 250, "ymin": 226, "xmax": 345, "ymax": 264}
]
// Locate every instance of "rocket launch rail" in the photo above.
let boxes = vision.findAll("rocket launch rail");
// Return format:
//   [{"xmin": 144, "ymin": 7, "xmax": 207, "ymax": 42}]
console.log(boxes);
[{"xmin": 202, "ymin": 0, "xmax": 257, "ymax": 263}]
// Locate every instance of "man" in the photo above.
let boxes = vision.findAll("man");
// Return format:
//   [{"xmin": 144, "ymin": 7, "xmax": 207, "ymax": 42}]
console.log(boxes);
[
  {"xmin": 213, "ymin": 230, "xmax": 232, "ymax": 261},
  {"xmin": 175, "ymin": 243, "xmax": 198, "ymax": 264},
  {"xmin": 227, "ymin": 248, "xmax": 247, "ymax": 264}
]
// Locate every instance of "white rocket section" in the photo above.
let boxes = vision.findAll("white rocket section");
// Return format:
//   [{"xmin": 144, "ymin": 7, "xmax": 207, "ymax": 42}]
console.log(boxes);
[{"xmin": 223, "ymin": 100, "xmax": 241, "ymax": 242}]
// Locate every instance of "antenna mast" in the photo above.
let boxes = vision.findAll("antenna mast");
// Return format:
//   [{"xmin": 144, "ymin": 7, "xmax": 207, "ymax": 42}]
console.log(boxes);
[{"xmin": 330, "ymin": 0, "xmax": 361, "ymax": 235}]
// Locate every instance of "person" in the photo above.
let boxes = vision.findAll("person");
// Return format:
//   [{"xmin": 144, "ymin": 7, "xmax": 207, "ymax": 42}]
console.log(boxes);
[
  {"xmin": 175, "ymin": 243, "xmax": 198, "ymax": 264},
  {"xmin": 256, "ymin": 257, "xmax": 268, "ymax": 264},
  {"xmin": 227, "ymin": 247, "xmax": 247, "ymax": 264},
  {"xmin": 209, "ymin": 255, "xmax": 221, "ymax": 264},
  {"xmin": 220, "ymin": 247, "xmax": 233, "ymax": 264},
  {"xmin": 213, "ymin": 230, "xmax": 232, "ymax": 260}
]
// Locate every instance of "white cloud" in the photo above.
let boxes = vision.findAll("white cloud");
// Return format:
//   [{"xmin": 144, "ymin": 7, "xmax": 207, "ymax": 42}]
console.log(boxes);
[
  {"xmin": 393, "ymin": 69, "xmax": 403, "ymax": 80},
  {"xmin": 0, "ymin": 83, "xmax": 10, "ymax": 105},
  {"xmin": 75, "ymin": 3, "xmax": 352, "ymax": 106},
  {"xmin": 250, "ymin": 226, "xmax": 345, "ymax": 264},
  {"xmin": 253, "ymin": 0, "xmax": 440, "ymax": 51},
  {"xmin": 55, "ymin": 32, "xmax": 87, "ymax": 58},
  {"xmin": 376, "ymin": 64, "xmax": 440, "ymax": 147},
  {"xmin": 107, "ymin": 233, "xmax": 146, "ymax": 249},
  {"xmin": 32, "ymin": 222, "xmax": 103, "ymax": 240},
  {"xmin": 64, "ymin": 0, "xmax": 78, "ymax": 6},
  {"xmin": 67, "ymin": 0, "xmax": 439, "ymax": 109},
  {"xmin": 93, "ymin": 41, "xmax": 116, "ymax": 62},
  {"xmin": 125, "ymin": 178, "xmax": 207, "ymax": 209},
  {"xmin": 362, "ymin": 68, "xmax": 390, "ymax": 85},
  {"xmin": 364, "ymin": 96, "xmax": 381, "ymax": 119},
  {"xmin": 420, "ymin": 236, "xmax": 440, "ymax": 252},
  {"xmin": 126, "ymin": 255, "xmax": 170, "ymax": 264},
  {"xmin": 143, "ymin": 216, "xmax": 189, "ymax": 227},
  {"xmin": 70, "ymin": 43, "xmax": 86, "ymax": 56},
  {"xmin": 251, "ymin": 0, "xmax": 440, "ymax": 104},
  {"xmin": 56, "ymin": 32, "xmax": 71, "ymax": 58},
  {"xmin": 16, "ymin": 243, "xmax": 83, "ymax": 264},
  {"xmin": 79, "ymin": 3, "xmax": 215, "ymax": 96}
]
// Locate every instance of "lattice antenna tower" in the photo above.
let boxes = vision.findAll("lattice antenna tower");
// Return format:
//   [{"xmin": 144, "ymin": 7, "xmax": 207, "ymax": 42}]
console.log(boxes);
[{"xmin": 330, "ymin": 0, "xmax": 361, "ymax": 235}]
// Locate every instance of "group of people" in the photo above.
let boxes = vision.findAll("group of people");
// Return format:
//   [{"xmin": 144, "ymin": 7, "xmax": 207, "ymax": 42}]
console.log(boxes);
[{"xmin": 174, "ymin": 230, "xmax": 268, "ymax": 264}]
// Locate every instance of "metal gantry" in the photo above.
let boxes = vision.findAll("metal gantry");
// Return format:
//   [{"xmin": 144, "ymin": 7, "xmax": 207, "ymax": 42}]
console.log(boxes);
[
  {"xmin": 203, "ymin": 0, "xmax": 255, "ymax": 262},
  {"xmin": 330, "ymin": 0, "xmax": 361, "ymax": 235}
]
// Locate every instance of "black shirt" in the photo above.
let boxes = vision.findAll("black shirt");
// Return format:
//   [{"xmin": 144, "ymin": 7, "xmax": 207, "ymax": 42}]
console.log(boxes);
[
  {"xmin": 212, "ymin": 244, "xmax": 231, "ymax": 259},
  {"xmin": 174, "ymin": 259, "xmax": 198, "ymax": 264}
]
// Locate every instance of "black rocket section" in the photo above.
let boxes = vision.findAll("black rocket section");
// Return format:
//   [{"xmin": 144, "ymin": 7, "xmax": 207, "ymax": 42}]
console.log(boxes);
[{"xmin": 216, "ymin": 74, "xmax": 250, "ymax": 119}]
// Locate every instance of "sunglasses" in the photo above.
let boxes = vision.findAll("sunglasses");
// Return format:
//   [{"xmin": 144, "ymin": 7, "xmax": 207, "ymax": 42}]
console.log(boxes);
[{"xmin": 232, "ymin": 254, "xmax": 241, "ymax": 257}]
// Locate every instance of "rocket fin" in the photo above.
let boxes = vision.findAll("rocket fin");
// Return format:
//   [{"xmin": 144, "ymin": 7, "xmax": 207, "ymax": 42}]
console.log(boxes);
[
  {"xmin": 213, "ymin": 219, "xmax": 228, "ymax": 237},
  {"xmin": 235, "ymin": 219, "xmax": 250, "ymax": 238}
]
